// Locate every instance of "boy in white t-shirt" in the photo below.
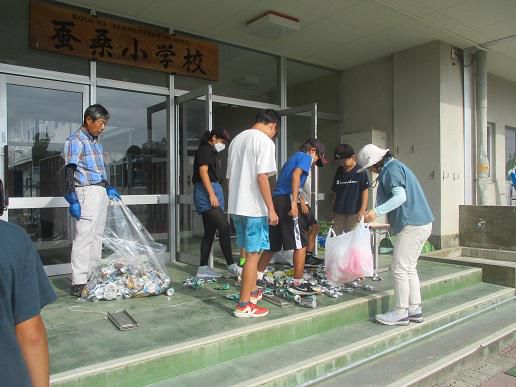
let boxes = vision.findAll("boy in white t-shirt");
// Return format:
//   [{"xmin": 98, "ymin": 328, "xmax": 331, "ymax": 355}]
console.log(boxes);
[{"xmin": 227, "ymin": 109, "xmax": 279, "ymax": 318}]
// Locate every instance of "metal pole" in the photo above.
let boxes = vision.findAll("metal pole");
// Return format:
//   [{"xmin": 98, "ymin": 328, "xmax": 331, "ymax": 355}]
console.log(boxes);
[
  {"xmin": 476, "ymin": 50, "xmax": 489, "ymax": 205},
  {"xmin": 168, "ymin": 74, "xmax": 176, "ymax": 263}
]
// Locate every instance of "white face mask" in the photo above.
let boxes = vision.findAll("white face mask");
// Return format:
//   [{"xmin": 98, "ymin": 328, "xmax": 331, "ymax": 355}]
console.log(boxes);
[{"xmin": 214, "ymin": 143, "xmax": 226, "ymax": 153}]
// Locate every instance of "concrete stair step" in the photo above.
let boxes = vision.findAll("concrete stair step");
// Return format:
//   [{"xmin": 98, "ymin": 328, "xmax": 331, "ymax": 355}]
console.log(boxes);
[
  {"xmin": 422, "ymin": 248, "xmax": 516, "ymax": 288},
  {"xmin": 318, "ymin": 299, "xmax": 516, "ymax": 387},
  {"xmin": 149, "ymin": 283, "xmax": 514, "ymax": 387},
  {"xmin": 50, "ymin": 267, "xmax": 483, "ymax": 387}
]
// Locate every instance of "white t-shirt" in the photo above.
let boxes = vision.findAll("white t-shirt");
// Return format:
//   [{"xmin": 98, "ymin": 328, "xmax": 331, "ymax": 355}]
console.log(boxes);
[{"xmin": 227, "ymin": 129, "xmax": 277, "ymax": 216}]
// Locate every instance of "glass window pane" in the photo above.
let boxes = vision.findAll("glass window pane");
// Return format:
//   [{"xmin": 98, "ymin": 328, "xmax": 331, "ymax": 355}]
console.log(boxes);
[
  {"xmin": 6, "ymin": 85, "xmax": 82, "ymax": 197},
  {"xmin": 127, "ymin": 204, "xmax": 169, "ymax": 250},
  {"xmin": 96, "ymin": 88, "xmax": 168, "ymax": 194},
  {"xmin": 287, "ymin": 60, "xmax": 341, "ymax": 114},
  {"xmin": 8, "ymin": 208, "xmax": 72, "ymax": 266},
  {"xmin": 176, "ymin": 42, "xmax": 279, "ymax": 104}
]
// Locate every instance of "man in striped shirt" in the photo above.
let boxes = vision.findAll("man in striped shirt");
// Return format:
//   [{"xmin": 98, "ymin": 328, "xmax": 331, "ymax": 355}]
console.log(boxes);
[{"xmin": 63, "ymin": 104, "xmax": 121, "ymax": 297}]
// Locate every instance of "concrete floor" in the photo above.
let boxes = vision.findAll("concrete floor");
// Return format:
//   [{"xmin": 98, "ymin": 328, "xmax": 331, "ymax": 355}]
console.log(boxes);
[{"xmin": 43, "ymin": 256, "xmax": 472, "ymax": 377}]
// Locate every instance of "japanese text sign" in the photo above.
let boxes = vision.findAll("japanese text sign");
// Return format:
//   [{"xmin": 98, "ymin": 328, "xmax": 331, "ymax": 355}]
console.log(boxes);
[{"xmin": 30, "ymin": 0, "xmax": 218, "ymax": 81}]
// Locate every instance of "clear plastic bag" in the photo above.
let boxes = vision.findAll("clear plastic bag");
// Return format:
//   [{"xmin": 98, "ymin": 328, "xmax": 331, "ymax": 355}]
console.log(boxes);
[
  {"xmin": 324, "ymin": 221, "xmax": 374, "ymax": 284},
  {"xmin": 81, "ymin": 201, "xmax": 171, "ymax": 301}
]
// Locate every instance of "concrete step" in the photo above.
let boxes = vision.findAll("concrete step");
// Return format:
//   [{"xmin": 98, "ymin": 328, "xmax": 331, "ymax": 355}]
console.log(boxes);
[
  {"xmin": 50, "ymin": 267, "xmax": 483, "ymax": 386},
  {"xmin": 149, "ymin": 283, "xmax": 514, "ymax": 387},
  {"xmin": 316, "ymin": 299, "xmax": 516, "ymax": 387},
  {"xmin": 422, "ymin": 247, "xmax": 516, "ymax": 288}
]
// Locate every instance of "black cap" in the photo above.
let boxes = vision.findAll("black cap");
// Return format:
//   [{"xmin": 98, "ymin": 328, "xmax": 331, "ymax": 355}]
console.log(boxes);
[
  {"xmin": 333, "ymin": 144, "xmax": 355, "ymax": 166},
  {"xmin": 304, "ymin": 137, "xmax": 329, "ymax": 167}
]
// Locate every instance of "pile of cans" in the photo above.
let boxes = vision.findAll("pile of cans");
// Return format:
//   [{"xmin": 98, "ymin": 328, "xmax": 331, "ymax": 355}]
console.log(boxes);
[
  {"xmin": 81, "ymin": 260, "xmax": 171, "ymax": 301},
  {"xmin": 182, "ymin": 277, "xmax": 230, "ymax": 290}
]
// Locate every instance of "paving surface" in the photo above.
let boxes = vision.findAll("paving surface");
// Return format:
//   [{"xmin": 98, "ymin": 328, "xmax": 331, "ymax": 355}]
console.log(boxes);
[{"xmin": 436, "ymin": 343, "xmax": 516, "ymax": 387}]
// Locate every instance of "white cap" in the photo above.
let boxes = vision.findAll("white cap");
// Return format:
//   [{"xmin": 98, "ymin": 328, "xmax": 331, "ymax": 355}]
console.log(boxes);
[{"xmin": 357, "ymin": 144, "xmax": 389, "ymax": 173}]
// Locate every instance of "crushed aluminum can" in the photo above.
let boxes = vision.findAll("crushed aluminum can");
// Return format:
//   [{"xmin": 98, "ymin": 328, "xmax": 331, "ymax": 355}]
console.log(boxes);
[
  {"xmin": 296, "ymin": 295, "xmax": 317, "ymax": 309},
  {"xmin": 103, "ymin": 283, "xmax": 118, "ymax": 300},
  {"xmin": 215, "ymin": 283, "xmax": 230, "ymax": 290},
  {"xmin": 166, "ymin": 287, "xmax": 175, "ymax": 296}
]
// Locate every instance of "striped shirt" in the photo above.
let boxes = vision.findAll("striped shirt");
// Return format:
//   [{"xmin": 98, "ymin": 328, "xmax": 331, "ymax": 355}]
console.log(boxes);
[{"xmin": 64, "ymin": 127, "xmax": 107, "ymax": 186}]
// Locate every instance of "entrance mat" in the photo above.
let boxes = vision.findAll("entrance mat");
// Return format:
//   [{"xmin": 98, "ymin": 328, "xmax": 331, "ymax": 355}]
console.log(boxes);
[{"xmin": 505, "ymin": 367, "xmax": 516, "ymax": 377}]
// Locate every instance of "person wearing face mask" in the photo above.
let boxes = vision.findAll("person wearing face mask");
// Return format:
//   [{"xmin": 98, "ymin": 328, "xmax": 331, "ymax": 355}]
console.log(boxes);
[
  {"xmin": 192, "ymin": 128, "xmax": 241, "ymax": 278},
  {"xmin": 257, "ymin": 138, "xmax": 329, "ymax": 295},
  {"xmin": 359, "ymin": 144, "xmax": 434, "ymax": 326}
]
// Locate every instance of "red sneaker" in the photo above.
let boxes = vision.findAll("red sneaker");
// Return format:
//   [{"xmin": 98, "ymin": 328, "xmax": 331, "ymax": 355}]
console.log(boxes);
[
  {"xmin": 233, "ymin": 303, "xmax": 269, "ymax": 318},
  {"xmin": 249, "ymin": 289, "xmax": 263, "ymax": 304}
]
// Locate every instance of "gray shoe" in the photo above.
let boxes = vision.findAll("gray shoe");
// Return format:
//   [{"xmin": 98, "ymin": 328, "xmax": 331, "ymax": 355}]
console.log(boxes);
[
  {"xmin": 408, "ymin": 306, "xmax": 423, "ymax": 323},
  {"xmin": 227, "ymin": 263, "xmax": 242, "ymax": 278},
  {"xmin": 376, "ymin": 309, "xmax": 409, "ymax": 326},
  {"xmin": 196, "ymin": 265, "xmax": 221, "ymax": 279}
]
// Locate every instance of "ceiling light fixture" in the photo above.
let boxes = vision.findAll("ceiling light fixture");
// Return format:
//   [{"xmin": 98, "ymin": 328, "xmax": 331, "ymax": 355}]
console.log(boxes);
[{"xmin": 246, "ymin": 11, "xmax": 300, "ymax": 39}]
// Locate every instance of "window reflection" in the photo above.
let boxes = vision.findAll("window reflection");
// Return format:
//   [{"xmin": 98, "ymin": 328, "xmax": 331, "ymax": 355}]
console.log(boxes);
[
  {"xmin": 97, "ymin": 88, "xmax": 168, "ymax": 194},
  {"xmin": 6, "ymin": 85, "xmax": 82, "ymax": 198}
]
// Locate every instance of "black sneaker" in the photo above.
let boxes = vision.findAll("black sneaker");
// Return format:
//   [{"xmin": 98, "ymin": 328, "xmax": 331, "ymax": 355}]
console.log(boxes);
[
  {"xmin": 256, "ymin": 278, "xmax": 270, "ymax": 289},
  {"xmin": 304, "ymin": 254, "xmax": 324, "ymax": 267},
  {"xmin": 288, "ymin": 282, "xmax": 317, "ymax": 295},
  {"xmin": 70, "ymin": 284, "xmax": 85, "ymax": 297}
]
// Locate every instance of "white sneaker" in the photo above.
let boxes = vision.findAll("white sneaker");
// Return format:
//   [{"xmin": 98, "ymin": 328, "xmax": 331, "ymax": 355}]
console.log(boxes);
[
  {"xmin": 227, "ymin": 263, "xmax": 242, "ymax": 278},
  {"xmin": 376, "ymin": 309, "xmax": 409, "ymax": 326},
  {"xmin": 196, "ymin": 265, "xmax": 221, "ymax": 278},
  {"xmin": 408, "ymin": 306, "xmax": 423, "ymax": 323}
]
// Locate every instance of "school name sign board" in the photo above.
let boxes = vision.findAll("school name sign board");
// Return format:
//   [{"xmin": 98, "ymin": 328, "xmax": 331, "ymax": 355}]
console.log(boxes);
[{"xmin": 30, "ymin": 0, "xmax": 219, "ymax": 81}]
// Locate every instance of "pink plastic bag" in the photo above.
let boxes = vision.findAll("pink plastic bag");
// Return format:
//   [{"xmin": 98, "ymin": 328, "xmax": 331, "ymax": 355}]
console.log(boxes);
[{"xmin": 325, "ymin": 220, "xmax": 374, "ymax": 284}]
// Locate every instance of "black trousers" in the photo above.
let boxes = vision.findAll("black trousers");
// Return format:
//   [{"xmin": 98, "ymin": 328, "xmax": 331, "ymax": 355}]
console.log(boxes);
[{"xmin": 200, "ymin": 208, "xmax": 234, "ymax": 266}]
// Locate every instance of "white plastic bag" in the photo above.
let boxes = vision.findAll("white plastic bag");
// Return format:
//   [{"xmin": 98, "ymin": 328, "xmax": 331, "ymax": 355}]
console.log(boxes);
[{"xmin": 324, "ymin": 221, "xmax": 374, "ymax": 284}]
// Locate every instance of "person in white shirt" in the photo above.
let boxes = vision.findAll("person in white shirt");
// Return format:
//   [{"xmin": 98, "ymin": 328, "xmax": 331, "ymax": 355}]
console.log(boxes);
[{"xmin": 227, "ymin": 109, "xmax": 279, "ymax": 318}]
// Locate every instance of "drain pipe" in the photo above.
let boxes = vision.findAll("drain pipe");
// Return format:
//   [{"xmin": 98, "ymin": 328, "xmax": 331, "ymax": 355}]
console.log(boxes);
[{"xmin": 476, "ymin": 50, "xmax": 489, "ymax": 205}]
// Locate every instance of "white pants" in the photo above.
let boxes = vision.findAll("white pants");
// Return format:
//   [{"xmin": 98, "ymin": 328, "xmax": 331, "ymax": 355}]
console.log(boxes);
[
  {"xmin": 392, "ymin": 223, "xmax": 432, "ymax": 310},
  {"xmin": 71, "ymin": 185, "xmax": 109, "ymax": 284}
]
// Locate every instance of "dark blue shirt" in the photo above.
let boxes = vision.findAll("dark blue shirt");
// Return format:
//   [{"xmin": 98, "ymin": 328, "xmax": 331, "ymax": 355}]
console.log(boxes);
[
  {"xmin": 0, "ymin": 220, "xmax": 57, "ymax": 387},
  {"xmin": 273, "ymin": 151, "xmax": 312, "ymax": 196},
  {"xmin": 377, "ymin": 158, "xmax": 434, "ymax": 234},
  {"xmin": 332, "ymin": 165, "xmax": 370, "ymax": 214}
]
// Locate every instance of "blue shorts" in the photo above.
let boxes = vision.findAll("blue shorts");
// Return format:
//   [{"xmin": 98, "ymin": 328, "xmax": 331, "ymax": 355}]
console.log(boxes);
[{"xmin": 231, "ymin": 215, "xmax": 270, "ymax": 253}]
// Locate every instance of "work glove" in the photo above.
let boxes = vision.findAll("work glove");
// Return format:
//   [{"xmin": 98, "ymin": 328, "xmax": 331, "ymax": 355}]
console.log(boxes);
[
  {"xmin": 106, "ymin": 186, "xmax": 121, "ymax": 201},
  {"xmin": 64, "ymin": 191, "xmax": 81, "ymax": 220}
]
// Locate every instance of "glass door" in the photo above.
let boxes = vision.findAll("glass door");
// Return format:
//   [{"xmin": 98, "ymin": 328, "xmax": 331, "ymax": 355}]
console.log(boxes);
[
  {"xmin": 0, "ymin": 75, "xmax": 89, "ymax": 275},
  {"xmin": 176, "ymin": 86, "xmax": 212, "ymax": 265},
  {"xmin": 96, "ymin": 87, "xmax": 170, "ymax": 265}
]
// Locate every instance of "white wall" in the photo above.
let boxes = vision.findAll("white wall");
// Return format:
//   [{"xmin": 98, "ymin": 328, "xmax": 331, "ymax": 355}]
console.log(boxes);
[
  {"xmin": 487, "ymin": 73, "xmax": 516, "ymax": 205},
  {"xmin": 341, "ymin": 57, "xmax": 394, "ymax": 147},
  {"xmin": 393, "ymin": 41, "xmax": 442, "ymax": 238},
  {"xmin": 339, "ymin": 41, "xmax": 465, "ymax": 248}
]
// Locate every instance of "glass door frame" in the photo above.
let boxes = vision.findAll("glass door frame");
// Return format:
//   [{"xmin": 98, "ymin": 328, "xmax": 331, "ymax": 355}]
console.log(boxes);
[
  {"xmin": 0, "ymin": 74, "xmax": 89, "ymax": 275},
  {"xmin": 175, "ymin": 85, "xmax": 213, "ymax": 265}
]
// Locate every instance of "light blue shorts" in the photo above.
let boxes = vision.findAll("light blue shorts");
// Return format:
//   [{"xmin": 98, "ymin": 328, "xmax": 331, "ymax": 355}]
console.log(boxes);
[{"xmin": 231, "ymin": 215, "xmax": 270, "ymax": 253}]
